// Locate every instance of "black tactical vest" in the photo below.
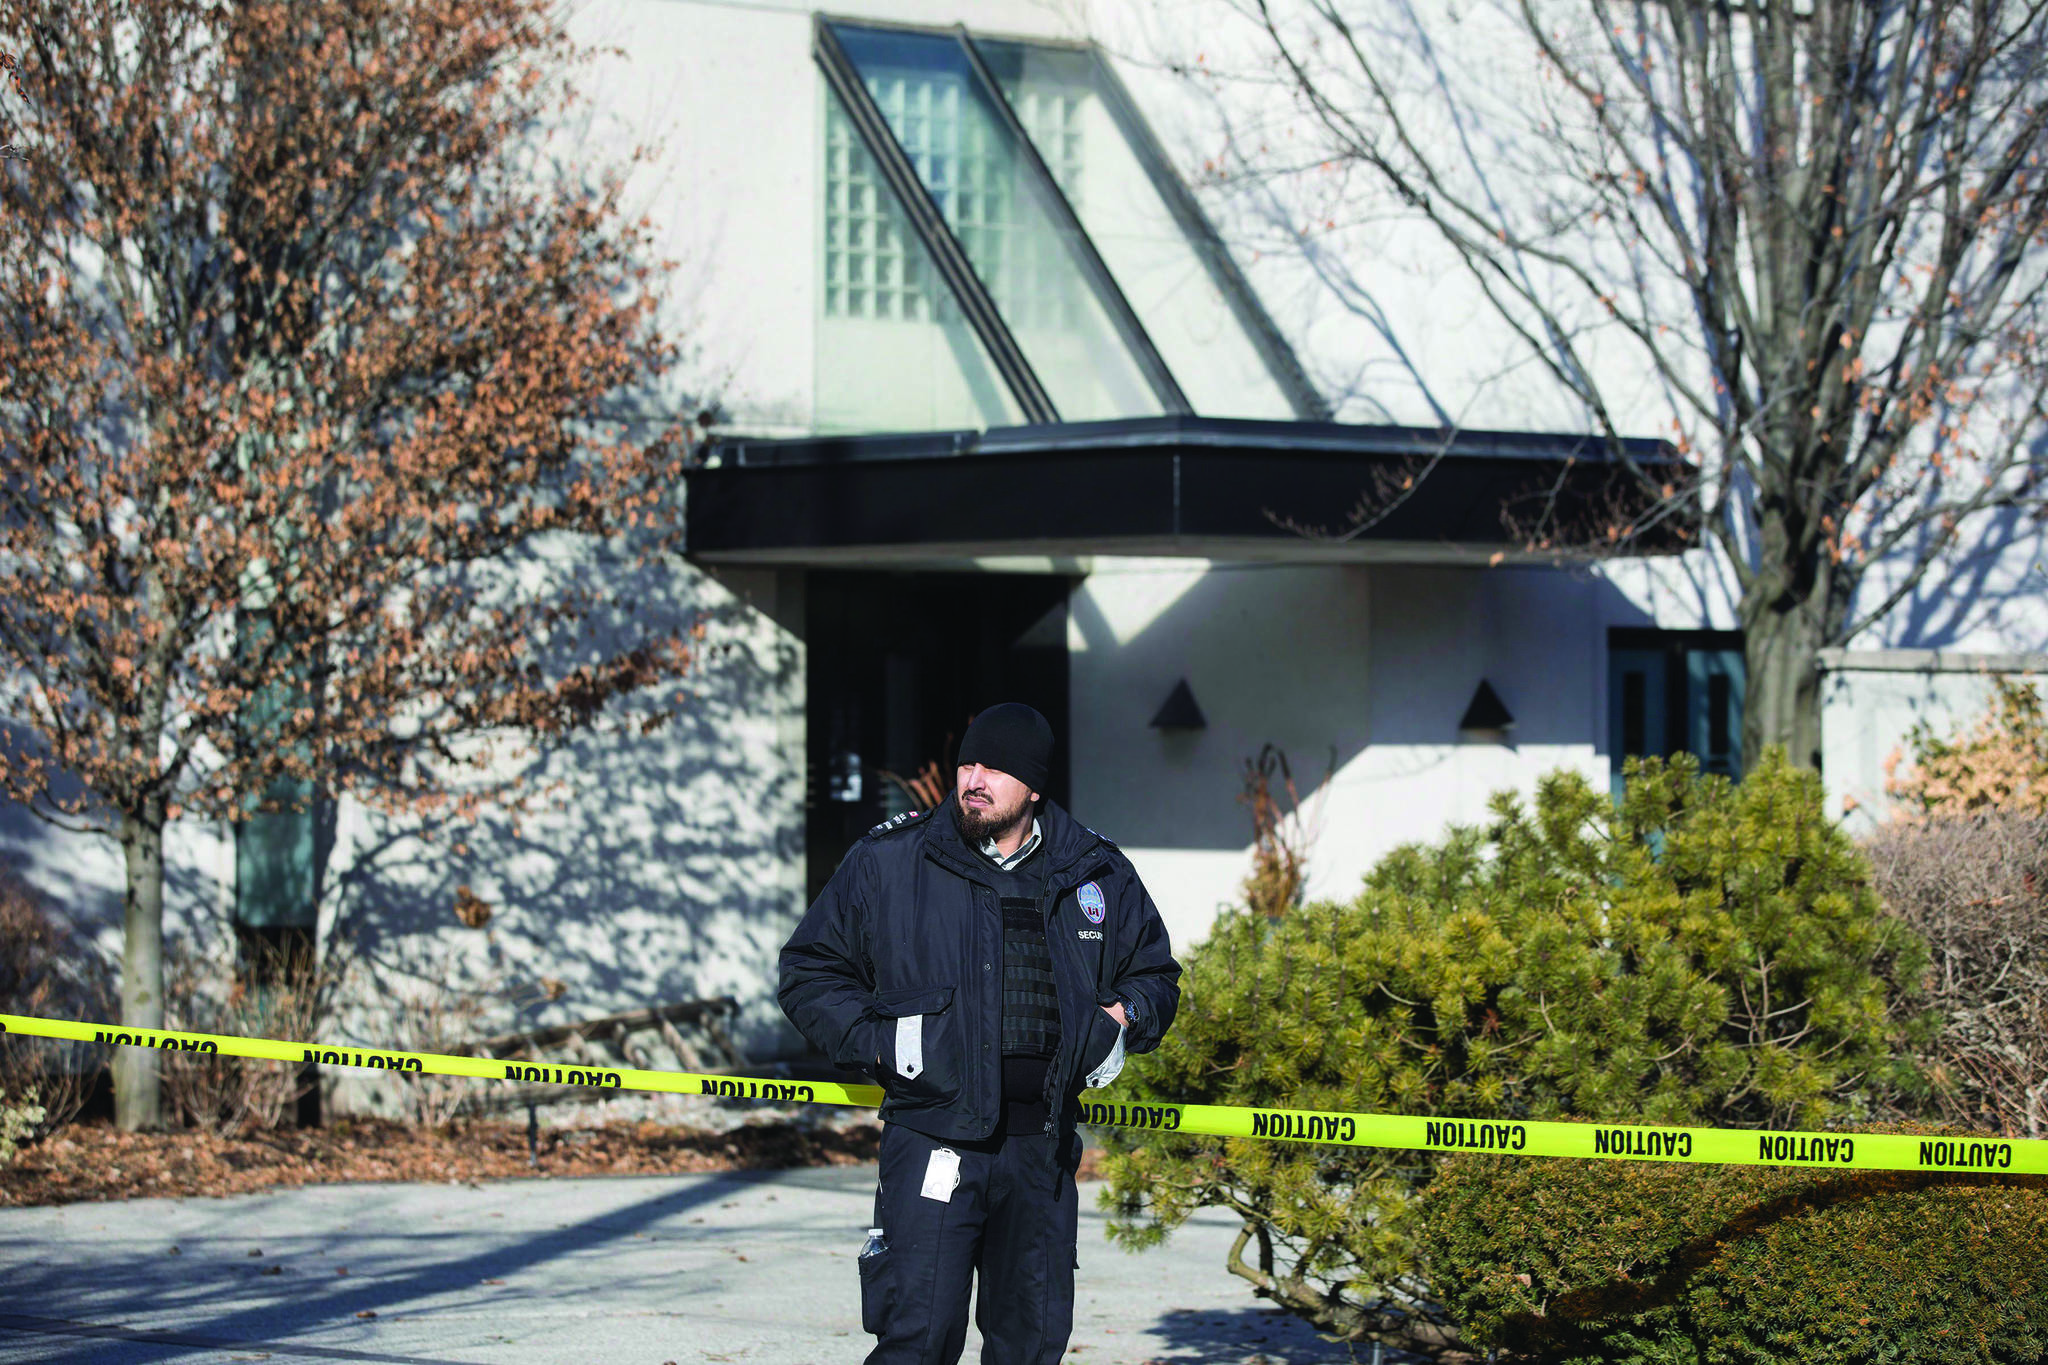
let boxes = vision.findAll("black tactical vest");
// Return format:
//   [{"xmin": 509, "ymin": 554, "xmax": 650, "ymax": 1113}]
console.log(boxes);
[
  {"xmin": 974, "ymin": 841, "xmax": 1059, "ymax": 1060},
  {"xmin": 1000, "ymin": 897, "xmax": 1060, "ymax": 1058}
]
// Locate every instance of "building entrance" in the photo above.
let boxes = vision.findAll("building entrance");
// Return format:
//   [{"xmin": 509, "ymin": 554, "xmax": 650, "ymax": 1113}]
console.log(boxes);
[{"xmin": 805, "ymin": 571, "xmax": 1073, "ymax": 900}]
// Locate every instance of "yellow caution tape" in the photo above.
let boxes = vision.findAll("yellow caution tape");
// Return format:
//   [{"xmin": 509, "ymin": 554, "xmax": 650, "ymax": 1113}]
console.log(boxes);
[
  {"xmin": 0, "ymin": 1013, "xmax": 877, "ymax": 1108},
  {"xmin": 5, "ymin": 1013, "xmax": 2037, "ymax": 1175}
]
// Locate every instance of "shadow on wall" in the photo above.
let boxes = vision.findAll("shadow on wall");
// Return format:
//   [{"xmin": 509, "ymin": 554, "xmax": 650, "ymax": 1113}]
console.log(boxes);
[
  {"xmin": 0, "ymin": 554, "xmax": 804, "ymax": 1065},
  {"xmin": 1881, "ymin": 503, "xmax": 2048, "ymax": 651},
  {"xmin": 0, "ymin": 720, "xmax": 228, "ymax": 967},
  {"xmin": 1068, "ymin": 560, "xmax": 1659, "ymax": 851},
  {"xmin": 324, "ymin": 555, "xmax": 804, "ymax": 1062}
]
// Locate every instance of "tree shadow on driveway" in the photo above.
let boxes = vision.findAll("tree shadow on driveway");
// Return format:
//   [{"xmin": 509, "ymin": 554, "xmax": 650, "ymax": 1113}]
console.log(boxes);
[
  {"xmin": 1136, "ymin": 1305, "xmax": 1431, "ymax": 1365},
  {"xmin": 0, "ymin": 1173, "xmax": 770, "ymax": 1365}
]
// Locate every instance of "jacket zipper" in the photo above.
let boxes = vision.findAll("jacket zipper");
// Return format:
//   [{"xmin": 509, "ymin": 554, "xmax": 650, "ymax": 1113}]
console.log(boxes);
[{"xmin": 1037, "ymin": 857, "xmax": 1110, "ymax": 1137}]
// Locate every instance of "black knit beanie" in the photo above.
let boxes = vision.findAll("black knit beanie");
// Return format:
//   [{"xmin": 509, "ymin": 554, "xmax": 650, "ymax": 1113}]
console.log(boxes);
[{"xmin": 956, "ymin": 703, "xmax": 1053, "ymax": 796}]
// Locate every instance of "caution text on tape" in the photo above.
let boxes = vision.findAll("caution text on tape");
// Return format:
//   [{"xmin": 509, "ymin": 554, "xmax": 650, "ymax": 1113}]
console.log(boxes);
[{"xmin": 5, "ymin": 1013, "xmax": 2039, "ymax": 1176}]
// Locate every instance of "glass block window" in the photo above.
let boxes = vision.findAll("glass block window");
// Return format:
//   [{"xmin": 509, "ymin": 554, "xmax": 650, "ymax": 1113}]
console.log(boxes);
[
  {"xmin": 823, "ymin": 72, "xmax": 1085, "ymax": 330},
  {"xmin": 1004, "ymin": 84, "xmax": 1084, "ymax": 199},
  {"xmin": 825, "ymin": 94, "xmax": 932, "ymax": 322}
]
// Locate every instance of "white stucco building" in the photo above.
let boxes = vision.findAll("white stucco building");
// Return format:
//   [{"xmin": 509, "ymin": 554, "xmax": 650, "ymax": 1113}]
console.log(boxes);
[{"xmin": 7, "ymin": 0, "xmax": 2045, "ymax": 1083}]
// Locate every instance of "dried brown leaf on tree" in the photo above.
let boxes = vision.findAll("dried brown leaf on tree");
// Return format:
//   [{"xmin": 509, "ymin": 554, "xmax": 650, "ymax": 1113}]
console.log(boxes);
[
  {"xmin": 452, "ymin": 886, "xmax": 494, "ymax": 930},
  {"xmin": 0, "ymin": 0, "xmax": 700, "ymax": 1128}
]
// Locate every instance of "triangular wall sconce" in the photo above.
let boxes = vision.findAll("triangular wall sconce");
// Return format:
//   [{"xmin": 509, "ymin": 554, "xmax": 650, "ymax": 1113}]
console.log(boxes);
[
  {"xmin": 1458, "ymin": 679, "xmax": 1515, "ymax": 739},
  {"xmin": 1149, "ymin": 678, "xmax": 1207, "ymax": 730}
]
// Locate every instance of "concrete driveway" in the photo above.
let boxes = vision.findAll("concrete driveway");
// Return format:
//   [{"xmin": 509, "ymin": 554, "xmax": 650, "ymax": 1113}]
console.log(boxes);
[{"xmin": 0, "ymin": 1167, "xmax": 1371, "ymax": 1365}]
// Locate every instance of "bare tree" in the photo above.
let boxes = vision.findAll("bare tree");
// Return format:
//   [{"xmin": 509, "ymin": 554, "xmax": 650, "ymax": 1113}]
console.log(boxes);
[
  {"xmin": 0, "ymin": 0, "xmax": 696, "ymax": 1129},
  {"xmin": 1182, "ymin": 0, "xmax": 2048, "ymax": 765}
]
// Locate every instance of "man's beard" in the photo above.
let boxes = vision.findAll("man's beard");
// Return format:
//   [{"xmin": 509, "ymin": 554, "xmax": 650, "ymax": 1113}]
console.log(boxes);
[{"xmin": 956, "ymin": 792, "xmax": 1032, "ymax": 844}]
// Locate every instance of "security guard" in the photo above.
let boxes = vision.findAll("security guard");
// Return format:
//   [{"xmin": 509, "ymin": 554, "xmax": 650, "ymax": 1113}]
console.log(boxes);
[{"xmin": 779, "ymin": 703, "xmax": 1181, "ymax": 1365}]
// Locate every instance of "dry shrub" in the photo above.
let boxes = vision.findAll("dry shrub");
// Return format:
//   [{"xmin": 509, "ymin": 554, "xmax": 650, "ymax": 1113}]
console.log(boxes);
[
  {"xmin": 0, "ymin": 1087, "xmax": 43, "ymax": 1165},
  {"xmin": 1238, "ymin": 745, "xmax": 1327, "ymax": 917},
  {"xmin": 0, "ymin": 873, "xmax": 112, "ymax": 1140},
  {"xmin": 1885, "ymin": 676, "xmax": 2048, "ymax": 817},
  {"xmin": 1864, "ymin": 813, "xmax": 2048, "ymax": 1136},
  {"xmin": 162, "ymin": 933, "xmax": 343, "ymax": 1136},
  {"xmin": 375, "ymin": 952, "xmax": 501, "ymax": 1128},
  {"xmin": 335, "ymin": 916, "xmax": 556, "ymax": 1128},
  {"xmin": 880, "ymin": 758, "xmax": 949, "ymax": 814}
]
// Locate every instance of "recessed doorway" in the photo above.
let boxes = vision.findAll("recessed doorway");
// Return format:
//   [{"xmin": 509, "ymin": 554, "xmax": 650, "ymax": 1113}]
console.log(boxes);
[{"xmin": 805, "ymin": 571, "xmax": 1073, "ymax": 899}]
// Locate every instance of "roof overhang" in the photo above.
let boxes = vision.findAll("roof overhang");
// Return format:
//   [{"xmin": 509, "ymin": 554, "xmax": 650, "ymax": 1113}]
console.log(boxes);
[{"xmin": 684, "ymin": 415, "xmax": 1694, "ymax": 568}]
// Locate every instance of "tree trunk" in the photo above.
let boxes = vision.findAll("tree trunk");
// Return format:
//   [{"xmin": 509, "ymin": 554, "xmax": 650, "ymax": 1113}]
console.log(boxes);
[
  {"xmin": 114, "ymin": 808, "xmax": 167, "ymax": 1131},
  {"xmin": 1739, "ymin": 591, "xmax": 1828, "ymax": 774}
]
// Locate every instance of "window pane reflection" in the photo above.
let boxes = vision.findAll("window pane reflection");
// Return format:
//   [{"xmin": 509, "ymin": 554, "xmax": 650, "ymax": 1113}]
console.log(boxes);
[
  {"xmin": 978, "ymin": 39, "xmax": 1299, "ymax": 420},
  {"xmin": 827, "ymin": 22, "xmax": 1165, "ymax": 422}
]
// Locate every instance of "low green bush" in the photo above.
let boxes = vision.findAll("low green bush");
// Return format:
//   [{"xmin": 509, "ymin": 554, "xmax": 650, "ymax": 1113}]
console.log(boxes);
[
  {"xmin": 1098, "ymin": 752, "xmax": 1926, "ymax": 1354},
  {"xmin": 1423, "ymin": 1140, "xmax": 2048, "ymax": 1363}
]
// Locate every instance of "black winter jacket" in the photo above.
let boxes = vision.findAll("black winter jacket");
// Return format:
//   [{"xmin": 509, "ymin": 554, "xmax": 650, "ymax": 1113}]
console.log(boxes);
[{"xmin": 777, "ymin": 794, "xmax": 1181, "ymax": 1142}]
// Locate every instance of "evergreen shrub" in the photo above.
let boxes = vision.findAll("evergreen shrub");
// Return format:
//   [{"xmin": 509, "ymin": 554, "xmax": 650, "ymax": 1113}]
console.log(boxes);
[
  {"xmin": 1423, "ymin": 1143, "xmax": 2048, "ymax": 1363},
  {"xmin": 1098, "ymin": 752, "xmax": 1924, "ymax": 1354}
]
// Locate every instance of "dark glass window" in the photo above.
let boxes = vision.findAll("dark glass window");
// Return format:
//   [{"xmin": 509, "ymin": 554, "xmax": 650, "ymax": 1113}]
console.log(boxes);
[
  {"xmin": 1608, "ymin": 629, "xmax": 1745, "ymax": 798},
  {"xmin": 804, "ymin": 571, "xmax": 1072, "ymax": 901},
  {"xmin": 1621, "ymin": 669, "xmax": 1647, "ymax": 756},
  {"xmin": 233, "ymin": 612, "xmax": 323, "ymax": 965}
]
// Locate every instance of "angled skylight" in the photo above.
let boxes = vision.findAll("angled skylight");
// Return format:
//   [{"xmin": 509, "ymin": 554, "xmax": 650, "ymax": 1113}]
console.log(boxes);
[
  {"xmin": 812, "ymin": 18, "xmax": 1324, "ymax": 434},
  {"xmin": 977, "ymin": 39, "xmax": 1323, "ymax": 422},
  {"xmin": 825, "ymin": 20, "xmax": 1169, "ymax": 423}
]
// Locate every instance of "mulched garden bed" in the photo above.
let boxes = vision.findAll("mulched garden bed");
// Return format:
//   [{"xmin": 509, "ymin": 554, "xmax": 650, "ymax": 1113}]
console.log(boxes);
[{"xmin": 0, "ymin": 1115, "xmax": 885, "ymax": 1208}]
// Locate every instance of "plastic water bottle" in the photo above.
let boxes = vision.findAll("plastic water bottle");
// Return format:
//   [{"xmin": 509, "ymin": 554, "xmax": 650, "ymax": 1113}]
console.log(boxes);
[{"xmin": 859, "ymin": 1227, "xmax": 887, "ymax": 1260}]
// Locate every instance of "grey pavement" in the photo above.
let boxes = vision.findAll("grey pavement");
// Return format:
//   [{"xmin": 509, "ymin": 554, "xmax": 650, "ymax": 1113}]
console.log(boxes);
[{"xmin": 0, "ymin": 1167, "xmax": 1364, "ymax": 1365}]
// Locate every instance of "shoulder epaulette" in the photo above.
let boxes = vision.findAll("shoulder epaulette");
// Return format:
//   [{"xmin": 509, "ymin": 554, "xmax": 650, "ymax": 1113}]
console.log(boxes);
[
  {"xmin": 1085, "ymin": 826, "xmax": 1123, "ymax": 854},
  {"xmin": 865, "ymin": 808, "xmax": 932, "ymax": 840}
]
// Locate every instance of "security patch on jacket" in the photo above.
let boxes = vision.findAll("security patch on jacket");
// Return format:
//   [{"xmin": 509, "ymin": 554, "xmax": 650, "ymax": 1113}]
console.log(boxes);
[
  {"xmin": 1077, "ymin": 882, "xmax": 1107, "ymax": 923},
  {"xmin": 866, "ymin": 809, "xmax": 925, "ymax": 839}
]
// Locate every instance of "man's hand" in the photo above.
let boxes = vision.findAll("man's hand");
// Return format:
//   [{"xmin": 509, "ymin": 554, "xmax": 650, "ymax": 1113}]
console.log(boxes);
[{"xmin": 1102, "ymin": 1001, "xmax": 1127, "ymax": 1027}]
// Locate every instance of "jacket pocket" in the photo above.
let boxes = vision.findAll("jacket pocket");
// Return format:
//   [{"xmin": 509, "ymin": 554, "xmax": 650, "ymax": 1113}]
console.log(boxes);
[
  {"xmin": 1078, "ymin": 1003, "xmax": 1123, "ymax": 1080},
  {"xmin": 873, "ymin": 985, "xmax": 958, "ymax": 1100}
]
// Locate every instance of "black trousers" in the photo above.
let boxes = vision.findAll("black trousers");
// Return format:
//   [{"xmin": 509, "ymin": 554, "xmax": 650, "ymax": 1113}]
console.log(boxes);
[{"xmin": 860, "ymin": 1121, "xmax": 1082, "ymax": 1365}]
